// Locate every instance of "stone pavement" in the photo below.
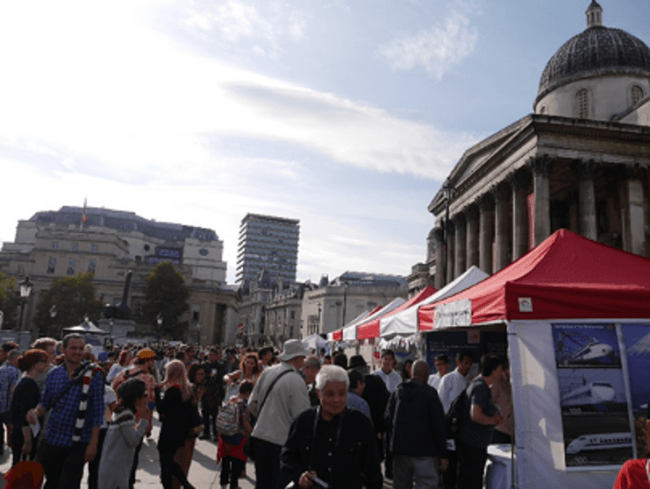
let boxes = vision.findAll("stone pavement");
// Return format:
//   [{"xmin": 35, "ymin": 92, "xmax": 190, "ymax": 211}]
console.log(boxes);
[
  {"xmin": 0, "ymin": 415, "xmax": 256, "ymax": 489},
  {"xmin": 0, "ymin": 415, "xmax": 393, "ymax": 488}
]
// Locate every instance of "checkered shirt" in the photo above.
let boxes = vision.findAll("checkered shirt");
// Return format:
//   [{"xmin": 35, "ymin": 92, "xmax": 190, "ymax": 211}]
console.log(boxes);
[
  {"xmin": 39, "ymin": 363, "xmax": 104, "ymax": 447},
  {"xmin": 0, "ymin": 364, "xmax": 20, "ymax": 413}
]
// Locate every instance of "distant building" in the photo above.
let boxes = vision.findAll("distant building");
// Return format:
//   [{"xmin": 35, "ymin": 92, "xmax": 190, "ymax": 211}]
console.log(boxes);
[
  {"xmin": 236, "ymin": 213, "xmax": 299, "ymax": 285},
  {"xmin": 301, "ymin": 271, "xmax": 408, "ymax": 337},
  {"xmin": 0, "ymin": 206, "xmax": 238, "ymax": 343}
]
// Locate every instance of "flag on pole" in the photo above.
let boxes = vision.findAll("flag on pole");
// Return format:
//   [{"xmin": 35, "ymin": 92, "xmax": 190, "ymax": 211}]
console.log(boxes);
[{"xmin": 80, "ymin": 198, "xmax": 87, "ymax": 229}]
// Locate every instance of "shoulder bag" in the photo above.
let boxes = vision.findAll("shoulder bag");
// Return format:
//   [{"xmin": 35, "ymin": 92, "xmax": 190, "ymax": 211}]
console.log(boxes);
[{"xmin": 244, "ymin": 369, "xmax": 293, "ymax": 460}]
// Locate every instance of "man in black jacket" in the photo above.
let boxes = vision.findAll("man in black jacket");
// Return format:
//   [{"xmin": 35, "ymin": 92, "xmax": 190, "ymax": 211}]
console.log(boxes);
[
  {"xmin": 281, "ymin": 365, "xmax": 382, "ymax": 489},
  {"xmin": 348, "ymin": 355, "xmax": 389, "ymax": 459},
  {"xmin": 385, "ymin": 360, "xmax": 448, "ymax": 489}
]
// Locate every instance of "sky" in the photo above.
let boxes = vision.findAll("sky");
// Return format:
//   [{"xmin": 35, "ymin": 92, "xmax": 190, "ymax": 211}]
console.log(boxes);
[{"xmin": 0, "ymin": 0, "xmax": 647, "ymax": 284}]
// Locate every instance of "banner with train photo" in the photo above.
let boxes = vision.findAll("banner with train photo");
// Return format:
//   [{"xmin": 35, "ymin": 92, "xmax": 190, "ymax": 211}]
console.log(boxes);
[{"xmin": 551, "ymin": 323, "xmax": 638, "ymax": 469}]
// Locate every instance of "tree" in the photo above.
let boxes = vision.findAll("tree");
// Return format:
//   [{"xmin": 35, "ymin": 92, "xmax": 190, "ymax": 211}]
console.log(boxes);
[
  {"xmin": 142, "ymin": 261, "xmax": 190, "ymax": 340},
  {"xmin": 34, "ymin": 273, "xmax": 104, "ymax": 338},
  {"xmin": 0, "ymin": 273, "xmax": 18, "ymax": 330}
]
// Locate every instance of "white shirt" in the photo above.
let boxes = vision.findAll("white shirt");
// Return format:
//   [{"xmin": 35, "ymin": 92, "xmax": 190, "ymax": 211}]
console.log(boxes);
[
  {"xmin": 438, "ymin": 368, "xmax": 469, "ymax": 413},
  {"xmin": 427, "ymin": 372, "xmax": 444, "ymax": 392},
  {"xmin": 372, "ymin": 368, "xmax": 402, "ymax": 393}
]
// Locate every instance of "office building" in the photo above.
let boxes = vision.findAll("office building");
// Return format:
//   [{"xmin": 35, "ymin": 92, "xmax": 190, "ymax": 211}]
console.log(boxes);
[{"xmin": 236, "ymin": 213, "xmax": 300, "ymax": 284}]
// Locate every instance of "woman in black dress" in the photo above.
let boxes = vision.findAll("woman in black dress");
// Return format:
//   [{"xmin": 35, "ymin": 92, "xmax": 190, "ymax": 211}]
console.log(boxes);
[
  {"xmin": 155, "ymin": 359, "xmax": 196, "ymax": 489},
  {"xmin": 10, "ymin": 349, "xmax": 49, "ymax": 467}
]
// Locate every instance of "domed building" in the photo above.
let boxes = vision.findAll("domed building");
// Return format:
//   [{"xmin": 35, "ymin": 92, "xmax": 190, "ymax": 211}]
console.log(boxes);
[
  {"xmin": 426, "ymin": 1, "xmax": 650, "ymax": 289},
  {"xmin": 535, "ymin": 1, "xmax": 650, "ymax": 123}
]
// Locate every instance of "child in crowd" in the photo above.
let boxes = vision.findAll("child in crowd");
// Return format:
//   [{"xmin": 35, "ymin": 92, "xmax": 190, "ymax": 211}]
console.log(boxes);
[
  {"xmin": 217, "ymin": 380, "xmax": 253, "ymax": 489},
  {"xmin": 98, "ymin": 378, "xmax": 150, "ymax": 489}
]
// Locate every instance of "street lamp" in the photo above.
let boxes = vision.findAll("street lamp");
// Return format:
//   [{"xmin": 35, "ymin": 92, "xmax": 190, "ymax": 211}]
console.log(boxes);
[
  {"xmin": 442, "ymin": 181, "xmax": 455, "ymax": 285},
  {"xmin": 48, "ymin": 305, "xmax": 57, "ymax": 336},
  {"xmin": 157, "ymin": 313, "xmax": 163, "ymax": 329},
  {"xmin": 341, "ymin": 280, "xmax": 349, "ymax": 328},
  {"xmin": 18, "ymin": 276, "xmax": 33, "ymax": 332}
]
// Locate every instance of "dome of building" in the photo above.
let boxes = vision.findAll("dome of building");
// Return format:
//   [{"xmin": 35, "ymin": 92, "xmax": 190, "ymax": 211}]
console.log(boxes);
[{"xmin": 536, "ymin": 4, "xmax": 650, "ymax": 104}]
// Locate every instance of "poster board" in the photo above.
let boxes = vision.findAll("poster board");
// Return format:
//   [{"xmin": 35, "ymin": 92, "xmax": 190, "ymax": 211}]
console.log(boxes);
[{"xmin": 551, "ymin": 323, "xmax": 634, "ymax": 469}]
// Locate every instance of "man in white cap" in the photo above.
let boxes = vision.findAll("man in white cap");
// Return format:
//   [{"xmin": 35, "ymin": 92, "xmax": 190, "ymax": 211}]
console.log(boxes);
[{"xmin": 249, "ymin": 339, "xmax": 311, "ymax": 489}]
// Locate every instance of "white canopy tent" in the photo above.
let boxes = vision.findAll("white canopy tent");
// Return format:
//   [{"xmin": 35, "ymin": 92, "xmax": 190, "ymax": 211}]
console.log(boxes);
[
  {"xmin": 302, "ymin": 333, "xmax": 329, "ymax": 354},
  {"xmin": 342, "ymin": 297, "xmax": 406, "ymax": 341},
  {"xmin": 379, "ymin": 266, "xmax": 488, "ymax": 339}
]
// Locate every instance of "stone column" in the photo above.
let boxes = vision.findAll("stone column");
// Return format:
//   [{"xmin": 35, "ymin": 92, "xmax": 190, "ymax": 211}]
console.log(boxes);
[
  {"xmin": 575, "ymin": 159, "xmax": 598, "ymax": 240},
  {"xmin": 620, "ymin": 164, "xmax": 648, "ymax": 256},
  {"xmin": 528, "ymin": 155, "xmax": 555, "ymax": 246},
  {"xmin": 454, "ymin": 212, "xmax": 467, "ymax": 278},
  {"xmin": 432, "ymin": 227, "xmax": 444, "ymax": 289},
  {"xmin": 492, "ymin": 184, "xmax": 509, "ymax": 271},
  {"xmin": 445, "ymin": 220, "xmax": 455, "ymax": 285},
  {"xmin": 466, "ymin": 205, "xmax": 480, "ymax": 268},
  {"xmin": 478, "ymin": 195, "xmax": 494, "ymax": 274},
  {"xmin": 509, "ymin": 171, "xmax": 529, "ymax": 260}
]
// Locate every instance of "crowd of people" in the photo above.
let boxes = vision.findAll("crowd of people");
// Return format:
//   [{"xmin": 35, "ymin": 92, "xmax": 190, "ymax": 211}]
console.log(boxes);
[{"xmin": 0, "ymin": 335, "xmax": 515, "ymax": 489}]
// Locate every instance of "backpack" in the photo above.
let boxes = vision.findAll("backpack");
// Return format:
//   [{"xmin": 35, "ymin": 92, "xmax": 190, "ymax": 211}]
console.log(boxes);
[
  {"xmin": 216, "ymin": 400, "xmax": 241, "ymax": 436},
  {"xmin": 446, "ymin": 387, "xmax": 468, "ymax": 439}
]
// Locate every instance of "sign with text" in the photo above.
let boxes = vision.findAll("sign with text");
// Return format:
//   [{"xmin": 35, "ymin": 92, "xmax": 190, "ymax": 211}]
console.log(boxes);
[{"xmin": 433, "ymin": 299, "xmax": 472, "ymax": 329}]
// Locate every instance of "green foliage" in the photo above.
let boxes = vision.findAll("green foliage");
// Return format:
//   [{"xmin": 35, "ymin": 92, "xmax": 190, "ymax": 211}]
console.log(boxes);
[
  {"xmin": 34, "ymin": 273, "xmax": 104, "ymax": 338},
  {"xmin": 142, "ymin": 261, "xmax": 190, "ymax": 340},
  {"xmin": 0, "ymin": 273, "xmax": 18, "ymax": 329}
]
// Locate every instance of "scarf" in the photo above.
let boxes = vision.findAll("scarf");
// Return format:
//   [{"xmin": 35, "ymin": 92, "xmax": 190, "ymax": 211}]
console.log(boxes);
[{"xmin": 72, "ymin": 363, "xmax": 102, "ymax": 443}]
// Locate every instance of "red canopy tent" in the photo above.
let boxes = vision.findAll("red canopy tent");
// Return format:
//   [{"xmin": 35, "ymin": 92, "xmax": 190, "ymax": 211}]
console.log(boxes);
[
  {"xmin": 356, "ymin": 286, "xmax": 437, "ymax": 340},
  {"xmin": 418, "ymin": 229, "xmax": 650, "ymax": 329}
]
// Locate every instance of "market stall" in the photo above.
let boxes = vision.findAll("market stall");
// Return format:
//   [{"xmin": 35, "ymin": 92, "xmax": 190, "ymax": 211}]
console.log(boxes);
[
  {"xmin": 379, "ymin": 266, "xmax": 488, "ymax": 340},
  {"xmin": 356, "ymin": 287, "xmax": 436, "ymax": 340},
  {"xmin": 417, "ymin": 229, "xmax": 650, "ymax": 488},
  {"xmin": 343, "ymin": 298, "xmax": 405, "ymax": 341}
]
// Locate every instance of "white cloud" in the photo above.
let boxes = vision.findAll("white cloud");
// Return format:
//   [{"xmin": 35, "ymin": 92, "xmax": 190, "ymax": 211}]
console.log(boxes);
[
  {"xmin": 182, "ymin": 0, "xmax": 307, "ymax": 57},
  {"xmin": 0, "ymin": 1, "xmax": 477, "ymax": 183},
  {"xmin": 380, "ymin": 10, "xmax": 478, "ymax": 80},
  {"xmin": 0, "ymin": 1, "xmax": 469, "ymax": 282}
]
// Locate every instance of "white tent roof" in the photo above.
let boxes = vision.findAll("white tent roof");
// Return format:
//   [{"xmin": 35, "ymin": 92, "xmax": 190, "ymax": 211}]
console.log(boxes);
[
  {"xmin": 342, "ymin": 297, "xmax": 406, "ymax": 341},
  {"xmin": 302, "ymin": 333, "xmax": 328, "ymax": 351},
  {"xmin": 379, "ymin": 266, "xmax": 489, "ymax": 339},
  {"xmin": 63, "ymin": 318, "xmax": 108, "ymax": 335},
  {"xmin": 333, "ymin": 310, "xmax": 370, "ymax": 341}
]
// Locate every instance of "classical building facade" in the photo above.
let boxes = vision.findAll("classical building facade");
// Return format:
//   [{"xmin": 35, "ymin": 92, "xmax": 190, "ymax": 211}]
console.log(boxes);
[
  {"xmin": 428, "ymin": 1, "xmax": 650, "ymax": 288},
  {"xmin": 236, "ymin": 213, "xmax": 299, "ymax": 284},
  {"xmin": 301, "ymin": 272, "xmax": 408, "ymax": 337},
  {"xmin": 236, "ymin": 270, "xmax": 314, "ymax": 347},
  {"xmin": 0, "ymin": 207, "xmax": 238, "ymax": 343}
]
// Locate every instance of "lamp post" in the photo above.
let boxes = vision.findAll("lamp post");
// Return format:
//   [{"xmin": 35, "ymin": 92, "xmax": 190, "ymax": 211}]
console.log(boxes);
[
  {"xmin": 18, "ymin": 276, "xmax": 33, "ymax": 332},
  {"xmin": 157, "ymin": 313, "xmax": 163, "ymax": 329},
  {"xmin": 342, "ymin": 284, "xmax": 347, "ymax": 328},
  {"xmin": 442, "ymin": 181, "xmax": 455, "ymax": 286},
  {"xmin": 317, "ymin": 304, "xmax": 322, "ymax": 335},
  {"xmin": 195, "ymin": 321, "xmax": 201, "ymax": 346},
  {"xmin": 48, "ymin": 305, "xmax": 57, "ymax": 336}
]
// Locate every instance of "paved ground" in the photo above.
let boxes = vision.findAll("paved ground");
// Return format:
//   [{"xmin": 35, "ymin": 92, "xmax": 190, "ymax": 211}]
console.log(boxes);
[
  {"xmin": 0, "ymin": 416, "xmax": 394, "ymax": 488},
  {"xmin": 0, "ymin": 415, "xmax": 257, "ymax": 489}
]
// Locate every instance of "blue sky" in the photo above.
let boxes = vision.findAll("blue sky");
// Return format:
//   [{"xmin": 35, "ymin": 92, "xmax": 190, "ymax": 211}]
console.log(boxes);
[{"xmin": 0, "ymin": 0, "xmax": 647, "ymax": 284}]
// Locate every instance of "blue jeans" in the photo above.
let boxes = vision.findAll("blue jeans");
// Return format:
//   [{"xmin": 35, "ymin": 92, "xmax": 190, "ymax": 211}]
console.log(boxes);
[{"xmin": 392, "ymin": 454, "xmax": 440, "ymax": 489}]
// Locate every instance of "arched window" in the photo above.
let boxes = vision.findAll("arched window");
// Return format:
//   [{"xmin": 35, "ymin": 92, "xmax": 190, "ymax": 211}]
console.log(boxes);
[
  {"xmin": 576, "ymin": 89, "xmax": 590, "ymax": 118},
  {"xmin": 631, "ymin": 85, "xmax": 644, "ymax": 105},
  {"xmin": 539, "ymin": 106, "xmax": 547, "ymax": 115}
]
